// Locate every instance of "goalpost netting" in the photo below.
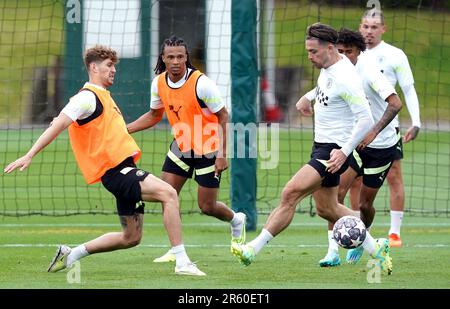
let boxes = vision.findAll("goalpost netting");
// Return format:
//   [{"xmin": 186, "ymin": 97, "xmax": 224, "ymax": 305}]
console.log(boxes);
[{"xmin": 0, "ymin": 0, "xmax": 448, "ymax": 216}]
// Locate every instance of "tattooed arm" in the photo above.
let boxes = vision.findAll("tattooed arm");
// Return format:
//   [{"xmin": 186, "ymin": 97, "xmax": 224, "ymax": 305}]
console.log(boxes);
[{"xmin": 358, "ymin": 93, "xmax": 402, "ymax": 150}]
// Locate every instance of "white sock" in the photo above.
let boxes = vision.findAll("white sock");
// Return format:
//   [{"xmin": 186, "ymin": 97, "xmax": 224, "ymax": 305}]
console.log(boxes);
[
  {"xmin": 66, "ymin": 244, "xmax": 89, "ymax": 267},
  {"xmin": 389, "ymin": 211, "xmax": 403, "ymax": 236},
  {"xmin": 327, "ymin": 230, "xmax": 339, "ymax": 253},
  {"xmin": 362, "ymin": 231, "xmax": 377, "ymax": 256},
  {"xmin": 230, "ymin": 212, "xmax": 245, "ymax": 237},
  {"xmin": 248, "ymin": 228, "xmax": 273, "ymax": 255},
  {"xmin": 172, "ymin": 244, "xmax": 191, "ymax": 268}
]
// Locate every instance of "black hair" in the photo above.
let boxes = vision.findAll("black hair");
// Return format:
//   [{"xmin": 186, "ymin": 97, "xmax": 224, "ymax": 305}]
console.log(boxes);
[
  {"xmin": 306, "ymin": 22, "xmax": 338, "ymax": 45},
  {"xmin": 336, "ymin": 28, "xmax": 366, "ymax": 52},
  {"xmin": 154, "ymin": 35, "xmax": 197, "ymax": 75}
]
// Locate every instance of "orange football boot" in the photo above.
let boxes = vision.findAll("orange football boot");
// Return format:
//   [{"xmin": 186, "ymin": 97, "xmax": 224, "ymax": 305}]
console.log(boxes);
[{"xmin": 389, "ymin": 233, "xmax": 402, "ymax": 248}]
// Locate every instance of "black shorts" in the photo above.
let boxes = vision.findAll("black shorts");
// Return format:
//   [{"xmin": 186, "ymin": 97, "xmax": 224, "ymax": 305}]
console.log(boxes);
[
  {"xmin": 307, "ymin": 142, "xmax": 350, "ymax": 188},
  {"xmin": 162, "ymin": 140, "xmax": 220, "ymax": 188},
  {"xmin": 101, "ymin": 157, "xmax": 150, "ymax": 216},
  {"xmin": 393, "ymin": 127, "xmax": 403, "ymax": 160},
  {"xmin": 348, "ymin": 144, "xmax": 397, "ymax": 189}
]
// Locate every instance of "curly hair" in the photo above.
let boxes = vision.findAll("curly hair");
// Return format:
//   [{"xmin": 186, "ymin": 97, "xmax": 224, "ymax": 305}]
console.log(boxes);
[
  {"xmin": 306, "ymin": 22, "xmax": 338, "ymax": 45},
  {"xmin": 84, "ymin": 45, "xmax": 118, "ymax": 71},
  {"xmin": 336, "ymin": 28, "xmax": 367, "ymax": 52},
  {"xmin": 154, "ymin": 35, "xmax": 196, "ymax": 75}
]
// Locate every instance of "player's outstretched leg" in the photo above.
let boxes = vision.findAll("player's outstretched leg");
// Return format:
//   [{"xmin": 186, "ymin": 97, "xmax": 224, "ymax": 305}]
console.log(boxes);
[
  {"xmin": 319, "ymin": 251, "xmax": 341, "ymax": 267},
  {"xmin": 371, "ymin": 238, "xmax": 393, "ymax": 275},
  {"xmin": 47, "ymin": 245, "xmax": 72, "ymax": 273},
  {"xmin": 231, "ymin": 243, "xmax": 256, "ymax": 266}
]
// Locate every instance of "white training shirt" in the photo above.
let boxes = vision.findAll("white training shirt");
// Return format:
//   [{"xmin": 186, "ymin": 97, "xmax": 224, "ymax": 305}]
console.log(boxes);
[
  {"xmin": 355, "ymin": 52, "xmax": 398, "ymax": 148},
  {"xmin": 150, "ymin": 68, "xmax": 225, "ymax": 115},
  {"xmin": 365, "ymin": 41, "xmax": 420, "ymax": 128},
  {"xmin": 313, "ymin": 55, "xmax": 373, "ymax": 156},
  {"xmin": 61, "ymin": 82, "xmax": 103, "ymax": 121}
]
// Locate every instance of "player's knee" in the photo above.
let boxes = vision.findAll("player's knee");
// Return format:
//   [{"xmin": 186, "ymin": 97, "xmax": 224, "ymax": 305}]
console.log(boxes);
[
  {"xmin": 316, "ymin": 205, "xmax": 334, "ymax": 221},
  {"xmin": 125, "ymin": 239, "xmax": 141, "ymax": 248},
  {"xmin": 129, "ymin": 236, "xmax": 142, "ymax": 247},
  {"xmin": 386, "ymin": 170, "xmax": 396, "ymax": 182},
  {"xmin": 161, "ymin": 185, "xmax": 178, "ymax": 204},
  {"xmin": 280, "ymin": 184, "xmax": 300, "ymax": 207},
  {"xmin": 315, "ymin": 204, "xmax": 328, "ymax": 218},
  {"xmin": 123, "ymin": 232, "xmax": 142, "ymax": 248},
  {"xmin": 387, "ymin": 177, "xmax": 403, "ymax": 190},
  {"xmin": 358, "ymin": 200, "xmax": 371, "ymax": 212},
  {"xmin": 358, "ymin": 196, "xmax": 375, "ymax": 214},
  {"xmin": 198, "ymin": 200, "xmax": 215, "ymax": 216},
  {"xmin": 387, "ymin": 163, "xmax": 402, "ymax": 184}
]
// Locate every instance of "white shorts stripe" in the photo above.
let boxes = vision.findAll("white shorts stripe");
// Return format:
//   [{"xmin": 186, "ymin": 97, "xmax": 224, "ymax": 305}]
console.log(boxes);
[
  {"xmin": 120, "ymin": 167, "xmax": 135, "ymax": 175},
  {"xmin": 167, "ymin": 150, "xmax": 190, "ymax": 172},
  {"xmin": 195, "ymin": 165, "xmax": 215, "ymax": 176},
  {"xmin": 364, "ymin": 162, "xmax": 392, "ymax": 175}
]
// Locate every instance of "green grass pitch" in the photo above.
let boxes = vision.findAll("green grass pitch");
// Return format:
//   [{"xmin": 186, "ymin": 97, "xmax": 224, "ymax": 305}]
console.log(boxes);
[
  {"xmin": 0, "ymin": 213, "xmax": 449, "ymax": 289},
  {"xmin": 0, "ymin": 0, "xmax": 449, "ymax": 292},
  {"xmin": 1, "ymin": 128, "xmax": 449, "ymax": 288}
]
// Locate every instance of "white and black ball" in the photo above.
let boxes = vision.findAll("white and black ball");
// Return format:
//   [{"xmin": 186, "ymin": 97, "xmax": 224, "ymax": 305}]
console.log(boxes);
[{"xmin": 333, "ymin": 215, "xmax": 367, "ymax": 249}]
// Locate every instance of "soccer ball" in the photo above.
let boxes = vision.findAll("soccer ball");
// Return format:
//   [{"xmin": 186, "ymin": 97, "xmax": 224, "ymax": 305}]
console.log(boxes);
[{"xmin": 333, "ymin": 215, "xmax": 367, "ymax": 249}]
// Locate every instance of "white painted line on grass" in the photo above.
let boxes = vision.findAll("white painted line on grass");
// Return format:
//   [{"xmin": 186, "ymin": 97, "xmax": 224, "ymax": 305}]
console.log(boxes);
[
  {"xmin": 0, "ymin": 243, "xmax": 447, "ymax": 248},
  {"xmin": 1, "ymin": 222, "xmax": 450, "ymax": 228}
]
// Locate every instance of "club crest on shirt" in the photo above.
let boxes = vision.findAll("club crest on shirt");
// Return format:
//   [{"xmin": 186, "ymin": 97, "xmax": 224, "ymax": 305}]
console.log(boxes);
[
  {"xmin": 326, "ymin": 78, "xmax": 333, "ymax": 89},
  {"xmin": 136, "ymin": 170, "xmax": 145, "ymax": 177}
]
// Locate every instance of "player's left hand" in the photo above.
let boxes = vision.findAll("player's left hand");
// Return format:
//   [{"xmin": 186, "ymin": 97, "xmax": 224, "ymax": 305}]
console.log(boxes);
[
  {"xmin": 357, "ymin": 130, "xmax": 377, "ymax": 150},
  {"xmin": 214, "ymin": 157, "xmax": 228, "ymax": 178},
  {"xmin": 326, "ymin": 149, "xmax": 347, "ymax": 174},
  {"xmin": 403, "ymin": 126, "xmax": 420, "ymax": 143}
]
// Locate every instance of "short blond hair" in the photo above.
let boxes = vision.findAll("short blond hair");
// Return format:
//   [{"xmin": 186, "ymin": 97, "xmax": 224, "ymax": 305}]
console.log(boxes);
[
  {"xmin": 362, "ymin": 8, "xmax": 385, "ymax": 25},
  {"xmin": 84, "ymin": 45, "xmax": 118, "ymax": 71}
]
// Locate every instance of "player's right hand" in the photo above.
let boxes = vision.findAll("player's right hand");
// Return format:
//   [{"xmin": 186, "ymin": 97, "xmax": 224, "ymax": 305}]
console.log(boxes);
[
  {"xmin": 3, "ymin": 155, "xmax": 32, "ymax": 173},
  {"xmin": 326, "ymin": 149, "xmax": 347, "ymax": 174}
]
